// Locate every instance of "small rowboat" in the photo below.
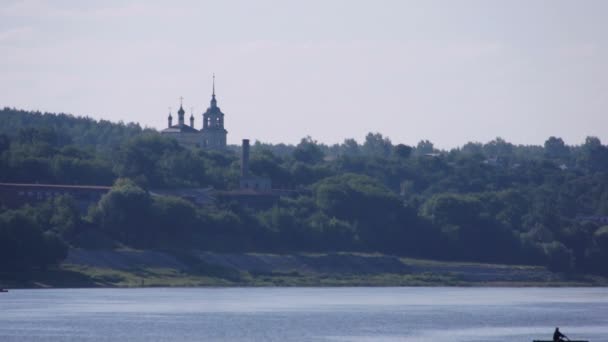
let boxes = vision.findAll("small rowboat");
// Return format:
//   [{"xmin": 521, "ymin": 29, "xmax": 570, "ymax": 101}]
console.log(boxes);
[{"xmin": 533, "ymin": 340, "xmax": 589, "ymax": 342}]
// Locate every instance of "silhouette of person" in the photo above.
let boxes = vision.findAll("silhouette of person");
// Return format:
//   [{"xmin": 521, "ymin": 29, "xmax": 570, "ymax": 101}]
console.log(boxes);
[{"xmin": 553, "ymin": 327, "xmax": 567, "ymax": 342}]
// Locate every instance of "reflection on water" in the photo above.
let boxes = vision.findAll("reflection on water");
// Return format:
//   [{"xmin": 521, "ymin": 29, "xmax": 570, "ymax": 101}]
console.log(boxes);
[{"xmin": 1, "ymin": 287, "xmax": 607, "ymax": 341}]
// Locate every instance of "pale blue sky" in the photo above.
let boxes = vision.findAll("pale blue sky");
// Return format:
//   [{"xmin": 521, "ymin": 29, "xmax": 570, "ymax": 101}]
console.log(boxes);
[{"xmin": 1, "ymin": 0, "xmax": 606, "ymax": 148}]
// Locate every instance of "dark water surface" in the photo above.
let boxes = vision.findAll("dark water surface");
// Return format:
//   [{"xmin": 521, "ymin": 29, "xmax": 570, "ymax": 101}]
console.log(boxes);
[{"xmin": 1, "ymin": 287, "xmax": 606, "ymax": 341}]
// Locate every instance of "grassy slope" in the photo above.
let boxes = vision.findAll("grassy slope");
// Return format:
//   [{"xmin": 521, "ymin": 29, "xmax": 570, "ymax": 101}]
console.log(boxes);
[{"xmin": 3, "ymin": 251, "xmax": 606, "ymax": 288}]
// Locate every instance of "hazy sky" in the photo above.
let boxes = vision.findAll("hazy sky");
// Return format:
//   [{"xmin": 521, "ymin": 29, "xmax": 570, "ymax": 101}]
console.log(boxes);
[{"xmin": 1, "ymin": 0, "xmax": 606, "ymax": 148}]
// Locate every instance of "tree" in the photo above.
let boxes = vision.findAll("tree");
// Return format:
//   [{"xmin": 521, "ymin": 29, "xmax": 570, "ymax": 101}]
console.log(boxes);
[
  {"xmin": 393, "ymin": 144, "xmax": 413, "ymax": 159},
  {"xmin": 415, "ymin": 140, "xmax": 435, "ymax": 155},
  {"xmin": 313, "ymin": 173, "xmax": 406, "ymax": 250},
  {"xmin": 0, "ymin": 209, "xmax": 68, "ymax": 271},
  {"xmin": 293, "ymin": 136, "xmax": 325, "ymax": 164},
  {"xmin": 461, "ymin": 142, "xmax": 483, "ymax": 155},
  {"xmin": 341, "ymin": 138, "xmax": 361, "ymax": 156},
  {"xmin": 484, "ymin": 137, "xmax": 513, "ymax": 157},
  {"xmin": 48, "ymin": 195, "xmax": 82, "ymax": 236},
  {"xmin": 421, "ymin": 193, "xmax": 482, "ymax": 227},
  {"xmin": 114, "ymin": 133, "xmax": 181, "ymax": 187},
  {"xmin": 151, "ymin": 195, "xmax": 199, "ymax": 245},
  {"xmin": 544, "ymin": 136, "xmax": 569, "ymax": 160},
  {"xmin": 362, "ymin": 132, "xmax": 392, "ymax": 157},
  {"xmin": 91, "ymin": 179, "xmax": 153, "ymax": 245},
  {"xmin": 249, "ymin": 150, "xmax": 290, "ymax": 187},
  {"xmin": 579, "ymin": 136, "xmax": 608, "ymax": 172},
  {"xmin": 421, "ymin": 193, "xmax": 522, "ymax": 262}
]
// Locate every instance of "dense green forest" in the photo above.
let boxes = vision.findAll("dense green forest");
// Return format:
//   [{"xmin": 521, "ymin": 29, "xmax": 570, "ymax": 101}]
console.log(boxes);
[{"xmin": 1, "ymin": 107, "xmax": 608, "ymax": 276}]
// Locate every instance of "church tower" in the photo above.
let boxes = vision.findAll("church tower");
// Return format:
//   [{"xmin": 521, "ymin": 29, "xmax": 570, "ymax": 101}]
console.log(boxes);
[{"xmin": 200, "ymin": 75, "xmax": 227, "ymax": 149}]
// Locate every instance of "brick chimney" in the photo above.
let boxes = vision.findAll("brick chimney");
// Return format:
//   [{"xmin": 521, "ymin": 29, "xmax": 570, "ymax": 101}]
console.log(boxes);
[{"xmin": 241, "ymin": 139, "xmax": 250, "ymax": 178}]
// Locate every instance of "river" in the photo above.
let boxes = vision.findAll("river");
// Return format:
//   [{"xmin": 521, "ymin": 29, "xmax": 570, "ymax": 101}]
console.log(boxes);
[{"xmin": 1, "ymin": 287, "xmax": 606, "ymax": 341}]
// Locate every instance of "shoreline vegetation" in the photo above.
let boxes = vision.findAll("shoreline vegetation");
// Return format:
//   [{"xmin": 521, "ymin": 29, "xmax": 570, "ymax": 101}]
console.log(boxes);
[
  {"xmin": 2, "ymin": 108, "xmax": 608, "ymax": 287},
  {"xmin": 3, "ymin": 250, "xmax": 607, "ymax": 289}
]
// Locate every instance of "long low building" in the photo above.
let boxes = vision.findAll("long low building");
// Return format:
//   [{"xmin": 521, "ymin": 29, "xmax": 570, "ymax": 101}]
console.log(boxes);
[
  {"xmin": 0, "ymin": 182, "xmax": 111, "ymax": 211},
  {"xmin": 0, "ymin": 182, "xmax": 217, "ymax": 211}
]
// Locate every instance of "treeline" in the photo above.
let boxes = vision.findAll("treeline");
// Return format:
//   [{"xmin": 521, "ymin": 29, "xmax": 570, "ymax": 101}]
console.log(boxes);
[
  {"xmin": 1, "ymin": 108, "xmax": 608, "ymax": 275},
  {"xmin": 0, "ymin": 108, "xmax": 236, "ymax": 188},
  {"xmin": 0, "ymin": 107, "xmax": 147, "ymax": 152}
]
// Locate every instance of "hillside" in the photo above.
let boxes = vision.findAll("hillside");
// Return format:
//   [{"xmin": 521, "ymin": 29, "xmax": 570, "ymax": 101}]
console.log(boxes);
[{"xmin": 1, "ymin": 108, "xmax": 608, "ymax": 285}]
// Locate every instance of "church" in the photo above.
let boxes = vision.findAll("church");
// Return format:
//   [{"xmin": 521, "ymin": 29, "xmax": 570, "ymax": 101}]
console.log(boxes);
[
  {"xmin": 160, "ymin": 77, "xmax": 276, "ymax": 197},
  {"xmin": 161, "ymin": 76, "xmax": 227, "ymax": 149}
]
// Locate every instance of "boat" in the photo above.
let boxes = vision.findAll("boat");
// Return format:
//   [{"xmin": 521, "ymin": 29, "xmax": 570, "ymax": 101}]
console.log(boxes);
[
  {"xmin": 533, "ymin": 340, "xmax": 588, "ymax": 342},
  {"xmin": 0, "ymin": 288, "xmax": 8, "ymax": 293}
]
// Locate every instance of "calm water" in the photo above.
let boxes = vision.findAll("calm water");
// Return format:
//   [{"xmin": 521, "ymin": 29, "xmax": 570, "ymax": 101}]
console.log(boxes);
[{"xmin": 1, "ymin": 287, "xmax": 607, "ymax": 341}]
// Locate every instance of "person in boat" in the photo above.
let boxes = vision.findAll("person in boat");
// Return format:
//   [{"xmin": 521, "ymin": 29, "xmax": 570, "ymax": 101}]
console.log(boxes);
[{"xmin": 553, "ymin": 327, "xmax": 567, "ymax": 342}]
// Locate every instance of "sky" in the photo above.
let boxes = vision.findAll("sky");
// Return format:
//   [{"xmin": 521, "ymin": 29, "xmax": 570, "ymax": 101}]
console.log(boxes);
[{"xmin": 0, "ymin": 0, "xmax": 607, "ymax": 149}]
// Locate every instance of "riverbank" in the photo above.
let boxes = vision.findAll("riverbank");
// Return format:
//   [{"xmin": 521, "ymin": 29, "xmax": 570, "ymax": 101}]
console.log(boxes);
[{"xmin": 2, "ymin": 249, "xmax": 607, "ymax": 288}]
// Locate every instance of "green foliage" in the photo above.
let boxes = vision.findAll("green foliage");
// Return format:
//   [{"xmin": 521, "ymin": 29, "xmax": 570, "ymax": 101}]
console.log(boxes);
[
  {"xmin": 483, "ymin": 137, "xmax": 513, "ymax": 157},
  {"xmin": 314, "ymin": 173, "xmax": 401, "ymax": 221},
  {"xmin": 544, "ymin": 136, "xmax": 570, "ymax": 160},
  {"xmin": 249, "ymin": 149, "xmax": 291, "ymax": 187},
  {"xmin": 115, "ymin": 134, "xmax": 190, "ymax": 187},
  {"xmin": 421, "ymin": 193, "xmax": 523, "ymax": 263},
  {"xmin": 0, "ymin": 208, "xmax": 68, "ymax": 271},
  {"xmin": 3, "ymin": 108, "xmax": 608, "ymax": 276},
  {"xmin": 150, "ymin": 195, "xmax": 199, "ymax": 244},
  {"xmin": 394, "ymin": 144, "xmax": 413, "ymax": 159},
  {"xmin": 293, "ymin": 136, "xmax": 325, "ymax": 164},
  {"xmin": 91, "ymin": 179, "xmax": 153, "ymax": 245},
  {"xmin": 312, "ymin": 173, "xmax": 427, "ymax": 252},
  {"xmin": 421, "ymin": 193, "xmax": 482, "ymax": 227},
  {"xmin": 47, "ymin": 195, "xmax": 82, "ymax": 236},
  {"xmin": 415, "ymin": 139, "xmax": 435, "ymax": 155},
  {"xmin": 363, "ymin": 132, "xmax": 392, "ymax": 157},
  {"xmin": 578, "ymin": 136, "xmax": 608, "ymax": 172},
  {"xmin": 257, "ymin": 197, "xmax": 357, "ymax": 252},
  {"xmin": 0, "ymin": 107, "xmax": 145, "ymax": 152}
]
